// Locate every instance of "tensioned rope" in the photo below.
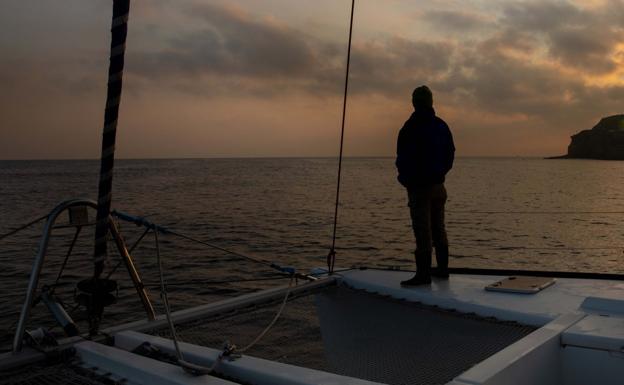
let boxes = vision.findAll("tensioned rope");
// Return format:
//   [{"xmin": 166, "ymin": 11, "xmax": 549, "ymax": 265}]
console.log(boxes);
[
  {"xmin": 154, "ymin": 226, "xmax": 296, "ymax": 376},
  {"xmin": 2, "ymin": 209, "xmax": 622, "ymax": 243},
  {"xmin": 460, "ymin": 245, "xmax": 624, "ymax": 251},
  {"xmin": 154, "ymin": 229, "xmax": 220, "ymax": 375},
  {"xmin": 93, "ymin": 0, "xmax": 130, "ymax": 279},
  {"xmin": 0, "ymin": 215, "xmax": 48, "ymax": 241},
  {"xmin": 110, "ymin": 210, "xmax": 314, "ymax": 280},
  {"xmin": 328, "ymin": 0, "xmax": 356, "ymax": 275},
  {"xmin": 3, "ymin": 207, "xmax": 622, "ymax": 256},
  {"xmin": 449, "ymin": 210, "xmax": 624, "ymax": 215}
]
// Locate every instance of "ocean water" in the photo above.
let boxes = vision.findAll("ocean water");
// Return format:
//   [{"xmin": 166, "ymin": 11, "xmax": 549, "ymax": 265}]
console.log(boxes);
[{"xmin": 1, "ymin": 157, "xmax": 624, "ymax": 346}]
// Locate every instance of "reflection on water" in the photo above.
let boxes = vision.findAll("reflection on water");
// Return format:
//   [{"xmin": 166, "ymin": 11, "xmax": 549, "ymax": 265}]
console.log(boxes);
[{"xmin": 0, "ymin": 157, "xmax": 623, "ymax": 344}]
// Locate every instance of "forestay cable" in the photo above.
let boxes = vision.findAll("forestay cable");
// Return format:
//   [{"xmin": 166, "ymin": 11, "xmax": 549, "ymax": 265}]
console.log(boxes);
[
  {"xmin": 111, "ymin": 210, "xmax": 316, "ymax": 280},
  {"xmin": 328, "ymin": 0, "xmax": 356, "ymax": 274},
  {"xmin": 0, "ymin": 215, "xmax": 48, "ymax": 241}
]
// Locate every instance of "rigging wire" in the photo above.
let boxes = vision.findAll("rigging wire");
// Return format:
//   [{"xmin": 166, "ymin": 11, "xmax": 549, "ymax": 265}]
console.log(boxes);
[
  {"xmin": 2, "ymin": 208, "xmax": 621, "ymax": 244},
  {"xmin": 328, "ymin": 0, "xmax": 356, "ymax": 274},
  {"xmin": 155, "ymin": 227, "xmax": 296, "ymax": 376},
  {"xmin": 167, "ymin": 229, "xmax": 317, "ymax": 280},
  {"xmin": 155, "ymin": 228, "xmax": 213, "ymax": 375},
  {"xmin": 147, "ymin": 268, "xmax": 355, "ymax": 288},
  {"xmin": 166, "ymin": 230, "xmax": 298, "ymax": 276},
  {"xmin": 105, "ymin": 226, "xmax": 151, "ymax": 279},
  {"xmin": 236, "ymin": 275, "xmax": 294, "ymax": 354},
  {"xmin": 449, "ymin": 210, "xmax": 624, "ymax": 215},
  {"xmin": 50, "ymin": 226, "xmax": 82, "ymax": 294},
  {"xmin": 464, "ymin": 245, "xmax": 624, "ymax": 251},
  {"xmin": 0, "ymin": 215, "xmax": 48, "ymax": 241},
  {"xmin": 146, "ymin": 275, "xmax": 292, "ymax": 287},
  {"xmin": 111, "ymin": 208, "xmax": 314, "ymax": 280}
]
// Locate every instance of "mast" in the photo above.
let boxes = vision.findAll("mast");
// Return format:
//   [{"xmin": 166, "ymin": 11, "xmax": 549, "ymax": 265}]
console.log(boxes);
[{"xmin": 93, "ymin": 0, "xmax": 131, "ymax": 279}]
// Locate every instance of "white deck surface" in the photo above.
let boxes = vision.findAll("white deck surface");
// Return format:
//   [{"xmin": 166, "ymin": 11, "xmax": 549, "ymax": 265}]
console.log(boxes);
[{"xmin": 339, "ymin": 269, "xmax": 624, "ymax": 326}]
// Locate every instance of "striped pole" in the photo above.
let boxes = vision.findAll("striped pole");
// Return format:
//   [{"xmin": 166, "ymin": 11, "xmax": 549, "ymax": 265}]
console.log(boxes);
[{"xmin": 94, "ymin": 0, "xmax": 130, "ymax": 278}]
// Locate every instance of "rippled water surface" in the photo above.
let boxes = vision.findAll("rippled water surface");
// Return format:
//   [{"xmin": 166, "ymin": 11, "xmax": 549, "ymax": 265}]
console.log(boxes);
[{"xmin": 1, "ymin": 157, "xmax": 623, "ymax": 345}]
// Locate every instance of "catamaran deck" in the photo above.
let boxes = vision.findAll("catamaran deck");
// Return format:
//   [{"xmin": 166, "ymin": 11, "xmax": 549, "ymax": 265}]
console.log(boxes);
[
  {"xmin": 338, "ymin": 268, "xmax": 624, "ymax": 325},
  {"xmin": 141, "ymin": 281, "xmax": 536, "ymax": 385},
  {"xmin": 3, "ymin": 268, "xmax": 624, "ymax": 385}
]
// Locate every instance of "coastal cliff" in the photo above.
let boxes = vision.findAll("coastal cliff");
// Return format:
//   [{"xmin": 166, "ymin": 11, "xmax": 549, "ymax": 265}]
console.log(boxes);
[{"xmin": 554, "ymin": 115, "xmax": 624, "ymax": 160}]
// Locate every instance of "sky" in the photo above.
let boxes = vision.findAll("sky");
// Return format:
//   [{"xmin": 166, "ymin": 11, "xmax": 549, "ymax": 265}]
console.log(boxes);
[{"xmin": 1, "ymin": 0, "xmax": 623, "ymax": 159}]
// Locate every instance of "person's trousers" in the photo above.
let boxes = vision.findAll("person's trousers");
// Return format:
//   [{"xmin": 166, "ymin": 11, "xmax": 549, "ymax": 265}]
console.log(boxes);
[{"xmin": 407, "ymin": 183, "xmax": 449, "ymax": 276}]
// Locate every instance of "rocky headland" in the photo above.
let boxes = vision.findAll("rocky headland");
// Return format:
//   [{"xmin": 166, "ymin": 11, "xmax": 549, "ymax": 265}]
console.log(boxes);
[{"xmin": 551, "ymin": 114, "xmax": 624, "ymax": 160}]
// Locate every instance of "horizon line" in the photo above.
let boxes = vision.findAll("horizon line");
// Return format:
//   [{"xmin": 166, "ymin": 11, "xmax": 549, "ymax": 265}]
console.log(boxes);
[{"xmin": 0, "ymin": 155, "xmax": 557, "ymax": 161}]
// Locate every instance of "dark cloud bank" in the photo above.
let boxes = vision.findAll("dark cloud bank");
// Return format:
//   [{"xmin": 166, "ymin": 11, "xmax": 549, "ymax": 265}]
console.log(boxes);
[
  {"xmin": 130, "ymin": 1, "xmax": 624, "ymax": 115},
  {"xmin": 129, "ymin": 3, "xmax": 454, "ymax": 97},
  {"xmin": 125, "ymin": 1, "xmax": 624, "ymax": 140},
  {"xmin": 2, "ymin": 0, "xmax": 623, "ymax": 158}
]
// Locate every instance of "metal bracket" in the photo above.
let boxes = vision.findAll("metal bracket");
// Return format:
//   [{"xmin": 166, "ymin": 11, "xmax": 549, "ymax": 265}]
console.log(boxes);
[
  {"xmin": 12, "ymin": 199, "xmax": 155, "ymax": 354},
  {"xmin": 68, "ymin": 206, "xmax": 89, "ymax": 227}
]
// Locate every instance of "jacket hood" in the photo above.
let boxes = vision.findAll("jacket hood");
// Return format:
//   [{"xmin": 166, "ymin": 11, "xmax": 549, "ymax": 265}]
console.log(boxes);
[{"xmin": 410, "ymin": 107, "xmax": 436, "ymax": 123}]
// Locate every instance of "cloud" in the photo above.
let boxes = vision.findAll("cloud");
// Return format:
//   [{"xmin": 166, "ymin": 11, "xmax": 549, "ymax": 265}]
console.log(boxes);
[
  {"xmin": 502, "ymin": 1, "xmax": 584, "ymax": 31},
  {"xmin": 348, "ymin": 38, "xmax": 454, "ymax": 97},
  {"xmin": 422, "ymin": 9, "xmax": 492, "ymax": 32},
  {"xmin": 433, "ymin": 41, "xmax": 624, "ymax": 128},
  {"xmin": 129, "ymin": 0, "xmax": 624, "ymax": 98},
  {"xmin": 121, "ymin": 0, "xmax": 624, "ymax": 147},
  {"xmin": 128, "ymin": 2, "xmax": 455, "ymax": 99},
  {"xmin": 6, "ymin": 0, "xmax": 624, "ymax": 158},
  {"xmin": 405, "ymin": 0, "xmax": 624, "ymax": 137},
  {"xmin": 548, "ymin": 26, "xmax": 622, "ymax": 73},
  {"xmin": 131, "ymin": 3, "xmax": 317, "ymax": 79},
  {"xmin": 501, "ymin": 0, "xmax": 624, "ymax": 74}
]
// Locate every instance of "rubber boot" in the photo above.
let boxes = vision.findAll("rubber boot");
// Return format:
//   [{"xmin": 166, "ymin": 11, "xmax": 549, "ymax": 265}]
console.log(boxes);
[
  {"xmin": 401, "ymin": 250, "xmax": 431, "ymax": 286},
  {"xmin": 433, "ymin": 245, "xmax": 449, "ymax": 279}
]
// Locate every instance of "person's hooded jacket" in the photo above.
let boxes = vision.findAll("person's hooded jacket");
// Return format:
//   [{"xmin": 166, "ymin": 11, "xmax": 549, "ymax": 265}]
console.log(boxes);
[{"xmin": 396, "ymin": 107, "xmax": 455, "ymax": 189}]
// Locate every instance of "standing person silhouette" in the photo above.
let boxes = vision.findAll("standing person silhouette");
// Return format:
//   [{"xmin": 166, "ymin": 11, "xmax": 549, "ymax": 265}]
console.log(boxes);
[{"xmin": 396, "ymin": 86, "xmax": 455, "ymax": 285}]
